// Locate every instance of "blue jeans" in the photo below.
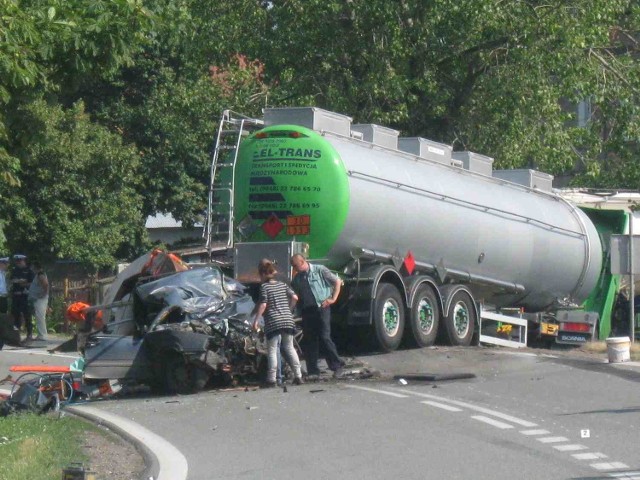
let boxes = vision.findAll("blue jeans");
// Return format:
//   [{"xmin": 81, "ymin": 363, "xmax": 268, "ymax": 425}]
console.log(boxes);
[
  {"xmin": 276, "ymin": 336, "xmax": 283, "ymax": 383},
  {"xmin": 267, "ymin": 330, "xmax": 302, "ymax": 384}
]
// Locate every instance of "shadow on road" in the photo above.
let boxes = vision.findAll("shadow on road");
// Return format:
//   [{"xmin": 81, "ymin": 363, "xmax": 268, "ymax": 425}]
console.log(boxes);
[{"xmin": 560, "ymin": 406, "xmax": 640, "ymax": 416}]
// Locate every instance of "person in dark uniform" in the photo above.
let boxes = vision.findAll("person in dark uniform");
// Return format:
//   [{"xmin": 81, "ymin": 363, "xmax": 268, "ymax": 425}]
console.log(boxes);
[
  {"xmin": 0, "ymin": 257, "xmax": 8, "ymax": 350},
  {"xmin": 10, "ymin": 254, "xmax": 34, "ymax": 342},
  {"xmin": 0, "ymin": 257, "xmax": 8, "ymax": 315},
  {"xmin": 290, "ymin": 254, "xmax": 344, "ymax": 378}
]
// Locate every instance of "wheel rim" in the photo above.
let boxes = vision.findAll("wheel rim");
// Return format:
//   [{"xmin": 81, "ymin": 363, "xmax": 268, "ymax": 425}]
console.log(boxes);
[
  {"xmin": 383, "ymin": 298, "xmax": 400, "ymax": 336},
  {"xmin": 452, "ymin": 301, "xmax": 470, "ymax": 337},
  {"xmin": 417, "ymin": 298, "xmax": 435, "ymax": 334}
]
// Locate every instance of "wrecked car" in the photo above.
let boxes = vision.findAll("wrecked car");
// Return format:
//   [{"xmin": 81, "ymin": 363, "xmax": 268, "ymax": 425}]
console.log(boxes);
[{"xmin": 83, "ymin": 265, "xmax": 267, "ymax": 394}]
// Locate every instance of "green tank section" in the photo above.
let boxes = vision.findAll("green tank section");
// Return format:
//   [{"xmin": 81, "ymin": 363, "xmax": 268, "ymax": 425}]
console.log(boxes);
[
  {"xmin": 580, "ymin": 208, "xmax": 627, "ymax": 339},
  {"xmin": 231, "ymin": 125, "xmax": 350, "ymax": 259}
]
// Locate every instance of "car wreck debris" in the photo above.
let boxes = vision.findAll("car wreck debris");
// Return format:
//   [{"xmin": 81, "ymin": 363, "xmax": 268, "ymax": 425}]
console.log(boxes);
[{"xmin": 82, "ymin": 263, "xmax": 266, "ymax": 394}]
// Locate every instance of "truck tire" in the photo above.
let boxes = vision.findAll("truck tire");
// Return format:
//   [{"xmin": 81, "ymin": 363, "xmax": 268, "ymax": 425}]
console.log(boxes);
[
  {"xmin": 409, "ymin": 285, "xmax": 440, "ymax": 347},
  {"xmin": 373, "ymin": 283, "xmax": 405, "ymax": 352},
  {"xmin": 443, "ymin": 291, "xmax": 476, "ymax": 346}
]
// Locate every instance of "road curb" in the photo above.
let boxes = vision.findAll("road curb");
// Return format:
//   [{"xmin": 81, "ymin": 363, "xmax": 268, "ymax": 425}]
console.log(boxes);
[
  {"xmin": 0, "ymin": 388, "xmax": 188, "ymax": 480},
  {"xmin": 66, "ymin": 404, "xmax": 188, "ymax": 480}
]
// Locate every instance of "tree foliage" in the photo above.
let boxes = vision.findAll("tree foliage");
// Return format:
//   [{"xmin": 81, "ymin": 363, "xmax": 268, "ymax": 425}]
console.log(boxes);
[
  {"xmin": 101, "ymin": 53, "xmax": 270, "ymax": 225},
  {"xmin": 257, "ymin": 0, "xmax": 640, "ymax": 179},
  {"xmin": 0, "ymin": 0, "xmax": 639, "ymax": 268},
  {"xmin": 4, "ymin": 100, "xmax": 143, "ymax": 268},
  {"xmin": 0, "ymin": 0, "xmax": 152, "ymax": 179}
]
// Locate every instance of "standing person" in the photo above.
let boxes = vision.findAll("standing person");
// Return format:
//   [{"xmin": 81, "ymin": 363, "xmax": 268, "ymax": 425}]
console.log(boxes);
[
  {"xmin": 0, "ymin": 257, "xmax": 8, "ymax": 315},
  {"xmin": 290, "ymin": 254, "xmax": 344, "ymax": 378},
  {"xmin": 10, "ymin": 254, "xmax": 34, "ymax": 342},
  {"xmin": 0, "ymin": 257, "xmax": 9, "ymax": 350},
  {"xmin": 28, "ymin": 261, "xmax": 49, "ymax": 341},
  {"xmin": 251, "ymin": 259, "xmax": 303, "ymax": 387}
]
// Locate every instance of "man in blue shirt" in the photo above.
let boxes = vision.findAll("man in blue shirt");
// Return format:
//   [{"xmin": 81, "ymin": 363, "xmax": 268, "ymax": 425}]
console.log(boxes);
[{"xmin": 290, "ymin": 254, "xmax": 344, "ymax": 378}]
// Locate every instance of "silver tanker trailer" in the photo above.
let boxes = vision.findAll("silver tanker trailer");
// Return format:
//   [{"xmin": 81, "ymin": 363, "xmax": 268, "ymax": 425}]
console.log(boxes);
[{"xmin": 206, "ymin": 107, "xmax": 610, "ymax": 352}]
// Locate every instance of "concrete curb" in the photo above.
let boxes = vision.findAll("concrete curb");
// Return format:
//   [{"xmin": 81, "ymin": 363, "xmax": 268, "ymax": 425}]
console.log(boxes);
[
  {"xmin": 65, "ymin": 404, "xmax": 189, "ymax": 480},
  {"xmin": 0, "ymin": 388, "xmax": 188, "ymax": 480}
]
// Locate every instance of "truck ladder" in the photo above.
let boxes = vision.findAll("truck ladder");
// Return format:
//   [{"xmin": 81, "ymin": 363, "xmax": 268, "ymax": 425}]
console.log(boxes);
[{"xmin": 204, "ymin": 110, "xmax": 263, "ymax": 256}]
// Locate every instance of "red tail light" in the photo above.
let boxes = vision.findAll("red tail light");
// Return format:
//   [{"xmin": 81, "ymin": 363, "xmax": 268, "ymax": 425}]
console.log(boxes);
[{"xmin": 560, "ymin": 322, "xmax": 591, "ymax": 332}]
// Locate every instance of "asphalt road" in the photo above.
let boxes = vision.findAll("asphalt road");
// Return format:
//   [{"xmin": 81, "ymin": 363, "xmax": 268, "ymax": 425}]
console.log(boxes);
[{"xmin": 2, "ymin": 343, "xmax": 639, "ymax": 480}]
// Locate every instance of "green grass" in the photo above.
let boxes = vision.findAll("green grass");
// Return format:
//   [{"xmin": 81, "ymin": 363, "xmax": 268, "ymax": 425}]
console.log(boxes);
[{"xmin": 0, "ymin": 412, "xmax": 90, "ymax": 480}]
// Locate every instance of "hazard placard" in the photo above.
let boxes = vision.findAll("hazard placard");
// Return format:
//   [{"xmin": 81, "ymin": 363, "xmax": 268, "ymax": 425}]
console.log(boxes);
[{"xmin": 287, "ymin": 215, "xmax": 310, "ymax": 235}]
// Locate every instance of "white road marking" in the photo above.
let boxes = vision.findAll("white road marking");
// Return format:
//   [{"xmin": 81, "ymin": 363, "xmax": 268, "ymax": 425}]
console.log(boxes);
[
  {"xmin": 573, "ymin": 452, "xmax": 608, "ymax": 460},
  {"xmin": 591, "ymin": 462, "xmax": 630, "ymax": 471},
  {"xmin": 396, "ymin": 388, "xmax": 538, "ymax": 427},
  {"xmin": 537, "ymin": 436, "xmax": 569, "ymax": 444},
  {"xmin": 609, "ymin": 472, "xmax": 640, "ymax": 478},
  {"xmin": 553, "ymin": 444, "xmax": 587, "ymax": 452},
  {"xmin": 421, "ymin": 400, "xmax": 462, "ymax": 412},
  {"xmin": 471, "ymin": 415, "xmax": 514, "ymax": 429},
  {"xmin": 345, "ymin": 385, "xmax": 409, "ymax": 398},
  {"xmin": 520, "ymin": 429, "xmax": 551, "ymax": 436}
]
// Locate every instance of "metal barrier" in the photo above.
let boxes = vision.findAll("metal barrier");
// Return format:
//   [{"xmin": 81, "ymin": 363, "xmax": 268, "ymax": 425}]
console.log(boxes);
[{"xmin": 479, "ymin": 309, "xmax": 528, "ymax": 348}]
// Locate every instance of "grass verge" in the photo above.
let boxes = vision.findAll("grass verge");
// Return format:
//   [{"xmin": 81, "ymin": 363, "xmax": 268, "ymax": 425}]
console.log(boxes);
[{"xmin": 0, "ymin": 412, "xmax": 91, "ymax": 480}]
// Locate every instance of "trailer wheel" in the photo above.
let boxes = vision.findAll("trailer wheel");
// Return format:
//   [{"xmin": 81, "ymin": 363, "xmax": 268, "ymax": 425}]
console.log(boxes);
[
  {"xmin": 409, "ymin": 285, "xmax": 440, "ymax": 347},
  {"xmin": 443, "ymin": 291, "xmax": 476, "ymax": 346},
  {"xmin": 373, "ymin": 283, "xmax": 405, "ymax": 352}
]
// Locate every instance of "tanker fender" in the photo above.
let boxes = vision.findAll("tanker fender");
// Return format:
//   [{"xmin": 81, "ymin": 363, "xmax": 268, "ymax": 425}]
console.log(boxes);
[
  {"xmin": 438, "ymin": 284, "xmax": 480, "ymax": 325},
  {"xmin": 404, "ymin": 275, "xmax": 444, "ymax": 316},
  {"xmin": 344, "ymin": 264, "xmax": 407, "ymax": 326}
]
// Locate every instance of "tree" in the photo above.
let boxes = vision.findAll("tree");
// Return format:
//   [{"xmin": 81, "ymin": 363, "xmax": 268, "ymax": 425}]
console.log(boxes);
[
  {"xmin": 0, "ymin": 0, "xmax": 152, "ymax": 193},
  {"xmin": 101, "ymin": 52, "xmax": 270, "ymax": 225},
  {"xmin": 257, "ymin": 0, "xmax": 640, "ymax": 182},
  {"xmin": 4, "ymin": 99, "xmax": 144, "ymax": 269}
]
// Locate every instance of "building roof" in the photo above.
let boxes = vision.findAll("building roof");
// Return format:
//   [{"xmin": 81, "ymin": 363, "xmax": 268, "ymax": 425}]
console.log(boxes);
[
  {"xmin": 145, "ymin": 212, "xmax": 183, "ymax": 229},
  {"xmin": 556, "ymin": 188, "xmax": 640, "ymax": 212}
]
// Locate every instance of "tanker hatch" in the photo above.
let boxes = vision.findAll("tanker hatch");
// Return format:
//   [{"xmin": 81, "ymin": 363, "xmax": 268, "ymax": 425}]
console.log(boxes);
[{"xmin": 255, "ymin": 130, "xmax": 309, "ymax": 139}]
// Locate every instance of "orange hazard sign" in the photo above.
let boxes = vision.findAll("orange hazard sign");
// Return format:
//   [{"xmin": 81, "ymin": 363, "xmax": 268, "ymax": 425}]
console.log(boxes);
[{"xmin": 287, "ymin": 215, "xmax": 310, "ymax": 235}]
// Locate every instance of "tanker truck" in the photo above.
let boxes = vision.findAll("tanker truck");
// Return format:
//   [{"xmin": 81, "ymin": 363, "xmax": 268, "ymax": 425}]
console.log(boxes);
[{"xmin": 205, "ymin": 107, "xmax": 613, "ymax": 351}]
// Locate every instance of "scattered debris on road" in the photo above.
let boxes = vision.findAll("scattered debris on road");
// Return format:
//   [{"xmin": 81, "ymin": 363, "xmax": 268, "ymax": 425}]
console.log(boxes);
[{"xmin": 392, "ymin": 373, "xmax": 476, "ymax": 382}]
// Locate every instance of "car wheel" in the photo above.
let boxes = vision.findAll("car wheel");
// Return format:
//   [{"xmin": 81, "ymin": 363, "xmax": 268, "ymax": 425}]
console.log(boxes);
[{"xmin": 163, "ymin": 354, "xmax": 208, "ymax": 394}]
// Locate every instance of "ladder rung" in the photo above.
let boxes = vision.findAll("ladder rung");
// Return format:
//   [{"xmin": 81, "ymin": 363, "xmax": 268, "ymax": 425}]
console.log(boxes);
[
  {"xmin": 215, "ymin": 163, "xmax": 234, "ymax": 167},
  {"xmin": 217, "ymin": 145, "xmax": 237, "ymax": 150}
]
